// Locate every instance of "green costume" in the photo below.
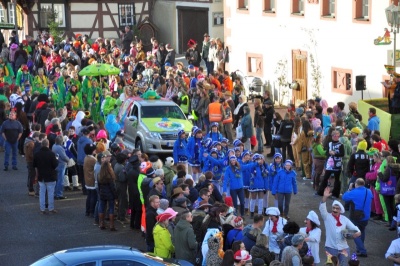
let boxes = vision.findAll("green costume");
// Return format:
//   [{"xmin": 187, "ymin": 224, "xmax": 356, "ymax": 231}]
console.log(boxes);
[
  {"xmin": 47, "ymin": 85, "xmax": 60, "ymax": 109},
  {"xmin": 90, "ymin": 85, "xmax": 102, "ymax": 123},
  {"xmin": 103, "ymin": 96, "xmax": 122, "ymax": 118},
  {"xmin": 82, "ymin": 77, "xmax": 93, "ymax": 110},
  {"xmin": 16, "ymin": 70, "xmax": 33, "ymax": 87},
  {"xmin": 56, "ymin": 76, "xmax": 67, "ymax": 109},
  {"xmin": 340, "ymin": 136, "xmax": 352, "ymax": 194},
  {"xmin": 33, "ymin": 75, "xmax": 48, "ymax": 94},
  {"xmin": 0, "ymin": 62, "xmax": 14, "ymax": 84},
  {"xmin": 71, "ymin": 78, "xmax": 82, "ymax": 92},
  {"xmin": 65, "ymin": 90, "xmax": 84, "ymax": 111}
]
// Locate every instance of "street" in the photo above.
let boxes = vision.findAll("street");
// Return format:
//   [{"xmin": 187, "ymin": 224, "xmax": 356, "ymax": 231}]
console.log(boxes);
[{"xmin": 0, "ymin": 140, "xmax": 395, "ymax": 266}]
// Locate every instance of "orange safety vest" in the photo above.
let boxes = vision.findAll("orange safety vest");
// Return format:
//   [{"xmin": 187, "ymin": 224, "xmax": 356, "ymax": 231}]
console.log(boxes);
[
  {"xmin": 209, "ymin": 102, "xmax": 223, "ymax": 122},
  {"xmin": 222, "ymin": 105, "xmax": 233, "ymax": 124}
]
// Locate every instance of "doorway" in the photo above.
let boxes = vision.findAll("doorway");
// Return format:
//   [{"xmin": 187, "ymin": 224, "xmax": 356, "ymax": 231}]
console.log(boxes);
[{"xmin": 292, "ymin": 50, "xmax": 308, "ymax": 104}]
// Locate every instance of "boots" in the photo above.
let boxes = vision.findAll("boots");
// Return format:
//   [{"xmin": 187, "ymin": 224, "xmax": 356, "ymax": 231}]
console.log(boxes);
[
  {"xmin": 99, "ymin": 213, "xmax": 106, "ymax": 230},
  {"xmin": 109, "ymin": 214, "xmax": 117, "ymax": 231}
]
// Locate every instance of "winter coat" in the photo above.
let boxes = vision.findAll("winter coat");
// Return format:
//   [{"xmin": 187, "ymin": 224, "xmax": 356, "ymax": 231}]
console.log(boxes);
[
  {"xmin": 173, "ymin": 138, "xmax": 189, "ymax": 164},
  {"xmin": 365, "ymin": 162, "xmax": 381, "ymax": 187},
  {"xmin": 174, "ymin": 219, "xmax": 198, "ymax": 264},
  {"xmin": 223, "ymin": 162, "xmax": 254, "ymax": 192},
  {"xmin": 202, "ymin": 155, "xmax": 224, "ymax": 181},
  {"xmin": 52, "ymin": 144, "xmax": 70, "ymax": 167},
  {"xmin": 250, "ymin": 244, "xmax": 274, "ymax": 265},
  {"xmin": 278, "ymin": 120, "xmax": 294, "ymax": 142},
  {"xmin": 192, "ymin": 209, "xmax": 208, "ymax": 243},
  {"xmin": 272, "ymin": 169, "xmax": 297, "ymax": 195},
  {"xmin": 250, "ymin": 162, "xmax": 269, "ymax": 191},
  {"xmin": 347, "ymin": 151, "xmax": 370, "ymax": 178},
  {"xmin": 162, "ymin": 165, "xmax": 175, "ymax": 198},
  {"xmin": 367, "ymin": 115, "xmax": 380, "ymax": 131},
  {"xmin": 83, "ymin": 155, "xmax": 96, "ymax": 188},
  {"xmin": 77, "ymin": 135, "xmax": 93, "ymax": 165},
  {"xmin": 241, "ymin": 112, "xmax": 253, "ymax": 139},
  {"xmin": 24, "ymin": 137, "xmax": 35, "ymax": 163},
  {"xmin": 33, "ymin": 146, "xmax": 58, "ymax": 182},
  {"xmin": 153, "ymin": 223, "xmax": 175, "ymax": 258},
  {"xmin": 99, "ymin": 180, "xmax": 117, "ymax": 201}
]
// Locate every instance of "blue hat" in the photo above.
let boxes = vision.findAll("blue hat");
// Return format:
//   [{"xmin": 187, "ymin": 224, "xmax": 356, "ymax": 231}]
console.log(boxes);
[
  {"xmin": 191, "ymin": 126, "xmax": 199, "ymax": 133},
  {"xmin": 201, "ymin": 138, "xmax": 213, "ymax": 149},
  {"xmin": 165, "ymin": 62, "xmax": 171, "ymax": 67},
  {"xmin": 273, "ymin": 153, "xmax": 282, "ymax": 159},
  {"xmin": 234, "ymin": 147, "xmax": 241, "ymax": 152},
  {"xmin": 227, "ymin": 148, "xmax": 235, "ymax": 155},
  {"xmin": 221, "ymin": 138, "xmax": 229, "ymax": 144},
  {"xmin": 229, "ymin": 156, "xmax": 237, "ymax": 161},
  {"xmin": 178, "ymin": 129, "xmax": 186, "ymax": 138},
  {"xmin": 211, "ymin": 141, "xmax": 221, "ymax": 148},
  {"xmin": 210, "ymin": 148, "xmax": 218, "ymax": 154},
  {"xmin": 193, "ymin": 128, "xmax": 202, "ymax": 135},
  {"xmin": 233, "ymin": 139, "xmax": 243, "ymax": 147},
  {"xmin": 242, "ymin": 150, "xmax": 251, "ymax": 158},
  {"xmin": 284, "ymin": 159, "xmax": 293, "ymax": 166},
  {"xmin": 188, "ymin": 64, "xmax": 195, "ymax": 69},
  {"xmin": 211, "ymin": 122, "xmax": 219, "ymax": 128}
]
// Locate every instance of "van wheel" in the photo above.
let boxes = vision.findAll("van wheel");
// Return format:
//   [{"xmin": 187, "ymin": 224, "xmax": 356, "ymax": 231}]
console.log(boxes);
[{"xmin": 135, "ymin": 139, "xmax": 144, "ymax": 153}]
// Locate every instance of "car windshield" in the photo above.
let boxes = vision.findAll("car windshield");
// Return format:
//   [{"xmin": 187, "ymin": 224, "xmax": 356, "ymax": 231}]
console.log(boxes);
[{"xmin": 141, "ymin": 105, "xmax": 186, "ymax": 119}]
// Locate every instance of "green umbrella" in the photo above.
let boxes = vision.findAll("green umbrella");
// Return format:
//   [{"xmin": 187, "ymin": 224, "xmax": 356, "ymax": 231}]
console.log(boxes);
[{"xmin": 79, "ymin": 63, "xmax": 121, "ymax": 77}]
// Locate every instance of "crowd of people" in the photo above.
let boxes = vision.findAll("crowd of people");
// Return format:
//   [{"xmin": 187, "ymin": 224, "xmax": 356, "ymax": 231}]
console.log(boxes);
[{"xmin": 0, "ymin": 29, "xmax": 400, "ymax": 266}]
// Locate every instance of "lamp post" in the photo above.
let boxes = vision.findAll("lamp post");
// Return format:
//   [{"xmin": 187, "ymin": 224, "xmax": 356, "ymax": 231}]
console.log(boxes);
[{"xmin": 386, "ymin": 3, "xmax": 400, "ymax": 67}]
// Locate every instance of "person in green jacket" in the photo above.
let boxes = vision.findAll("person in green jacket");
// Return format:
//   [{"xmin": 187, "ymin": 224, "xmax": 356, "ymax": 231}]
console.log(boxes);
[
  {"xmin": 81, "ymin": 76, "xmax": 94, "ymax": 110},
  {"xmin": 15, "ymin": 65, "xmax": 33, "ymax": 87},
  {"xmin": 153, "ymin": 212, "xmax": 175, "ymax": 258},
  {"xmin": 339, "ymin": 136, "xmax": 352, "ymax": 194},
  {"xmin": 90, "ymin": 79, "xmax": 103, "ymax": 123},
  {"xmin": 173, "ymin": 211, "xmax": 198, "ymax": 264}
]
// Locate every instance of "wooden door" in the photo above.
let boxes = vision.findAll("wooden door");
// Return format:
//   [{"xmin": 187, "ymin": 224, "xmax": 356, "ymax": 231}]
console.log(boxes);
[
  {"xmin": 177, "ymin": 7, "xmax": 209, "ymax": 54},
  {"xmin": 292, "ymin": 50, "xmax": 308, "ymax": 104}
]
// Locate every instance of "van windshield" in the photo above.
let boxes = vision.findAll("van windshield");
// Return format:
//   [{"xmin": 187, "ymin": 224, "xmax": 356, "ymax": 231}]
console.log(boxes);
[{"xmin": 141, "ymin": 106, "xmax": 186, "ymax": 119}]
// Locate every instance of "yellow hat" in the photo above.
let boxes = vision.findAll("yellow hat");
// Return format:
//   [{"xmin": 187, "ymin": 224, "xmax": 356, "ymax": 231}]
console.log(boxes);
[
  {"xmin": 357, "ymin": 140, "xmax": 367, "ymax": 151},
  {"xmin": 350, "ymin": 127, "xmax": 361, "ymax": 135}
]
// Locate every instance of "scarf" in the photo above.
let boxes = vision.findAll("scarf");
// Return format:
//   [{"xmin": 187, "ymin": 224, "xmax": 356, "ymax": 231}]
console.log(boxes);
[
  {"xmin": 271, "ymin": 220, "xmax": 278, "ymax": 233},
  {"xmin": 332, "ymin": 214, "xmax": 342, "ymax": 226},
  {"xmin": 234, "ymin": 102, "xmax": 245, "ymax": 115}
]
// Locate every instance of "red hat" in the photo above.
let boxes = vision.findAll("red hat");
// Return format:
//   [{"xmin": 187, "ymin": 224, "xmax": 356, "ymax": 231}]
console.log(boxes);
[
  {"xmin": 156, "ymin": 213, "xmax": 173, "ymax": 223},
  {"xmin": 234, "ymin": 250, "xmax": 252, "ymax": 261},
  {"xmin": 21, "ymin": 65, "xmax": 28, "ymax": 71},
  {"xmin": 99, "ymin": 48, "xmax": 107, "ymax": 55},
  {"xmin": 22, "ymin": 40, "xmax": 28, "ymax": 46},
  {"xmin": 187, "ymin": 39, "xmax": 197, "ymax": 47},
  {"xmin": 224, "ymin": 196, "xmax": 233, "ymax": 207}
]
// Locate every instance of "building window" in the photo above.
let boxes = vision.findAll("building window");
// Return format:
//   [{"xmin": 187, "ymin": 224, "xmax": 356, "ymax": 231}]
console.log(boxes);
[
  {"xmin": 321, "ymin": 0, "xmax": 336, "ymax": 18},
  {"xmin": 353, "ymin": 0, "xmax": 370, "ymax": 21},
  {"xmin": 246, "ymin": 53, "xmax": 263, "ymax": 77},
  {"xmin": 7, "ymin": 3, "xmax": 14, "ymax": 24},
  {"xmin": 263, "ymin": 0, "xmax": 276, "ymax": 12},
  {"xmin": 332, "ymin": 67, "xmax": 353, "ymax": 95},
  {"xmin": 213, "ymin": 12, "xmax": 224, "ymax": 26},
  {"xmin": 39, "ymin": 3, "xmax": 66, "ymax": 28},
  {"xmin": 238, "ymin": 0, "xmax": 249, "ymax": 10},
  {"xmin": 119, "ymin": 4, "xmax": 135, "ymax": 27},
  {"xmin": 0, "ymin": 5, "xmax": 5, "ymax": 23},
  {"xmin": 292, "ymin": 0, "xmax": 305, "ymax": 16}
]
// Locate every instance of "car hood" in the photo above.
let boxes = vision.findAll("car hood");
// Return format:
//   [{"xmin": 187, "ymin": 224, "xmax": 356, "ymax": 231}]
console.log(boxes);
[{"xmin": 141, "ymin": 118, "xmax": 192, "ymax": 133}]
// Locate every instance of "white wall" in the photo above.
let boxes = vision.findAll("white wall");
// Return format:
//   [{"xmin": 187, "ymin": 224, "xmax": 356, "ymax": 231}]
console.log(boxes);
[{"xmin": 225, "ymin": 0, "xmax": 394, "ymax": 106}]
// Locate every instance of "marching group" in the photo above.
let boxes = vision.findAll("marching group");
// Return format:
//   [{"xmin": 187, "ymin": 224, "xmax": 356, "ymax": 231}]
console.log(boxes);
[{"xmin": 0, "ymin": 29, "xmax": 399, "ymax": 266}]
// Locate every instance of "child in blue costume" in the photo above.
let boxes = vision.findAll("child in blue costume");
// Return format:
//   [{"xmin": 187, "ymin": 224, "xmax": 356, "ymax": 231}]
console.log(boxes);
[
  {"xmin": 220, "ymin": 138, "xmax": 229, "ymax": 156},
  {"xmin": 240, "ymin": 150, "xmax": 252, "ymax": 213},
  {"xmin": 249, "ymin": 154, "xmax": 270, "ymax": 217},
  {"xmin": 268, "ymin": 153, "xmax": 284, "ymax": 208},
  {"xmin": 271, "ymin": 159, "xmax": 298, "ymax": 219},
  {"xmin": 173, "ymin": 129, "xmax": 189, "ymax": 173},
  {"xmin": 187, "ymin": 127, "xmax": 203, "ymax": 183},
  {"xmin": 223, "ymin": 156, "xmax": 255, "ymax": 216},
  {"xmin": 206, "ymin": 122, "xmax": 223, "ymax": 141},
  {"xmin": 199, "ymin": 138, "xmax": 212, "ymax": 167},
  {"xmin": 234, "ymin": 147, "xmax": 242, "ymax": 160},
  {"xmin": 203, "ymin": 148, "xmax": 224, "ymax": 192}
]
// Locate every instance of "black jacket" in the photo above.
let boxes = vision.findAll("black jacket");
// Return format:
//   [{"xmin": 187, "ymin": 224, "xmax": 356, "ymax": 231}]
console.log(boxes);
[
  {"xmin": 33, "ymin": 146, "xmax": 58, "ymax": 182},
  {"xmin": 145, "ymin": 206, "xmax": 158, "ymax": 245},
  {"xmin": 347, "ymin": 151, "xmax": 370, "ymax": 178},
  {"xmin": 263, "ymin": 106, "xmax": 274, "ymax": 126},
  {"xmin": 278, "ymin": 120, "xmax": 294, "ymax": 142}
]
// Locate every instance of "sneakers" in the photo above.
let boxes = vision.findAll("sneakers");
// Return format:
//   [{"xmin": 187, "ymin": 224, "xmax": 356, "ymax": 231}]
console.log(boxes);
[
  {"xmin": 356, "ymin": 252, "xmax": 368, "ymax": 257},
  {"xmin": 28, "ymin": 191, "xmax": 35, "ymax": 196},
  {"xmin": 55, "ymin": 196, "xmax": 67, "ymax": 200},
  {"xmin": 303, "ymin": 177, "xmax": 311, "ymax": 180}
]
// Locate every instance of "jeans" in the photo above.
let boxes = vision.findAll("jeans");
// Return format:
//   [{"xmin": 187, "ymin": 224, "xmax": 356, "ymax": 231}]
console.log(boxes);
[
  {"xmin": 325, "ymin": 246, "xmax": 350, "ymax": 266},
  {"xmin": 256, "ymin": 127, "xmax": 263, "ymax": 152},
  {"xmin": 4, "ymin": 141, "xmax": 18, "ymax": 167},
  {"xmin": 55, "ymin": 164, "xmax": 67, "ymax": 197},
  {"xmin": 39, "ymin": 181, "xmax": 56, "ymax": 211},
  {"xmin": 99, "ymin": 199, "xmax": 115, "ymax": 214},
  {"xmin": 244, "ymin": 138, "xmax": 251, "ymax": 152},
  {"xmin": 202, "ymin": 116, "xmax": 210, "ymax": 133},
  {"xmin": 277, "ymin": 193, "xmax": 292, "ymax": 216},
  {"xmin": 230, "ymin": 188, "xmax": 245, "ymax": 216},
  {"xmin": 352, "ymin": 219, "xmax": 368, "ymax": 255},
  {"xmin": 86, "ymin": 189, "xmax": 97, "ymax": 215},
  {"xmin": 0, "ymin": 125, "xmax": 4, "ymax": 147}
]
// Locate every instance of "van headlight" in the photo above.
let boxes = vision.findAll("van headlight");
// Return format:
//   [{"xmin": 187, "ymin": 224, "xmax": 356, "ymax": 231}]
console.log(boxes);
[{"xmin": 146, "ymin": 131, "xmax": 162, "ymax": 140}]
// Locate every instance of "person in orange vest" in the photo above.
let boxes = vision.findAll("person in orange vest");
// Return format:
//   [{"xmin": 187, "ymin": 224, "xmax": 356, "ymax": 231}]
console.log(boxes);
[
  {"xmin": 206, "ymin": 95, "xmax": 225, "ymax": 133},
  {"xmin": 221, "ymin": 98, "xmax": 234, "ymax": 142},
  {"xmin": 222, "ymin": 71, "xmax": 233, "ymax": 93}
]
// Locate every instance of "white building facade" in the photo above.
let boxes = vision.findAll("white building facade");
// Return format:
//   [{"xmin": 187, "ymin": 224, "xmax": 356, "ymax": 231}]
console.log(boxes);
[{"xmin": 224, "ymin": 0, "xmax": 397, "ymax": 106}]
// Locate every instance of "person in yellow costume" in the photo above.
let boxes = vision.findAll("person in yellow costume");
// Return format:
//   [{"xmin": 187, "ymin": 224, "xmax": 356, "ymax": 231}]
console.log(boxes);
[
  {"xmin": 70, "ymin": 71, "xmax": 82, "ymax": 92},
  {"xmin": 65, "ymin": 84, "xmax": 83, "ymax": 111},
  {"xmin": 33, "ymin": 68, "xmax": 48, "ymax": 94},
  {"xmin": 46, "ymin": 78, "xmax": 60, "ymax": 108},
  {"xmin": 0, "ymin": 56, "xmax": 14, "ymax": 84}
]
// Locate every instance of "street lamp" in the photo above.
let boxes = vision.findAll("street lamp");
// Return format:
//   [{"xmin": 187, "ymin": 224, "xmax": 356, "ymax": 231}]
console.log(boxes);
[{"xmin": 386, "ymin": 3, "xmax": 400, "ymax": 67}]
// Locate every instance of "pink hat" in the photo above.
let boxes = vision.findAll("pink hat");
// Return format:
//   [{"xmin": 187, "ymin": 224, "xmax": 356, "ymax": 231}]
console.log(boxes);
[
  {"xmin": 163, "ymin": 208, "xmax": 178, "ymax": 219},
  {"xmin": 96, "ymin": 129, "xmax": 107, "ymax": 140}
]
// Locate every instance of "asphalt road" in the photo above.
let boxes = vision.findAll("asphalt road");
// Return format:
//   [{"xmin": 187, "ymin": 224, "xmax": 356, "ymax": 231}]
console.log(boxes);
[{"xmin": 0, "ymin": 107, "xmax": 396, "ymax": 266}]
